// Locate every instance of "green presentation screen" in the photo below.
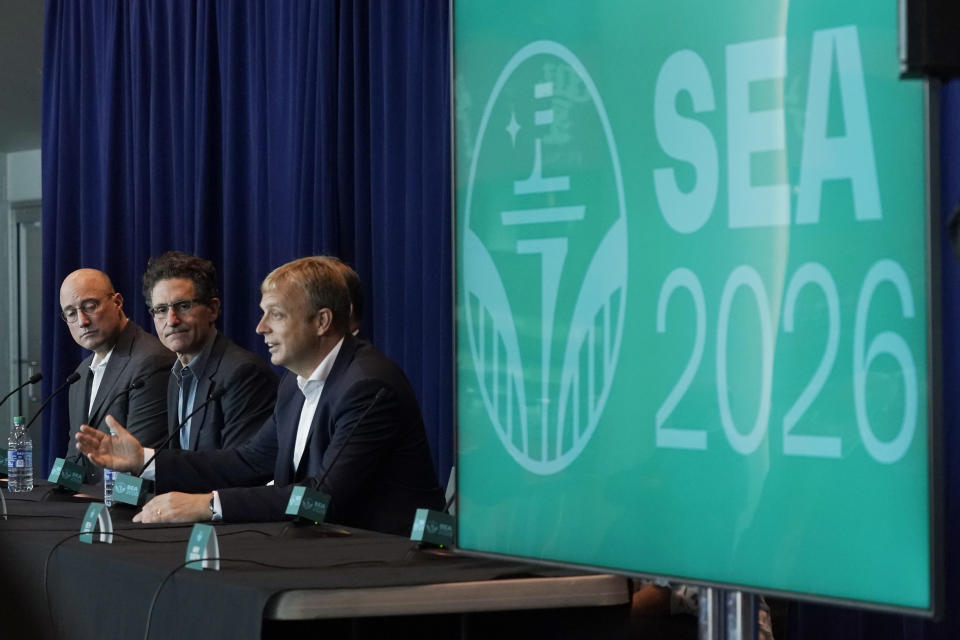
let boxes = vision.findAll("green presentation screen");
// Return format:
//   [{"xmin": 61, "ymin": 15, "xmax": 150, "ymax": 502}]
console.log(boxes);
[{"xmin": 454, "ymin": 0, "xmax": 938, "ymax": 613}]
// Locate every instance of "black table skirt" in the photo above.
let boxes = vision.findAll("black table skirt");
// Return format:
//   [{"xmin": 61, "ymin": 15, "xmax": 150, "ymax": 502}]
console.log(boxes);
[{"xmin": 0, "ymin": 483, "xmax": 597, "ymax": 640}]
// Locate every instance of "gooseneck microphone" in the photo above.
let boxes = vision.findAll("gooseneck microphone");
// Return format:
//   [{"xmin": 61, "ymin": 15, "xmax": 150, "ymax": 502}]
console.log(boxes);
[
  {"xmin": 24, "ymin": 372, "xmax": 82, "ymax": 432},
  {"xmin": 308, "ymin": 388, "xmax": 387, "ymax": 493},
  {"xmin": 63, "ymin": 378, "xmax": 146, "ymax": 465},
  {"xmin": 137, "ymin": 385, "xmax": 226, "ymax": 476},
  {"xmin": 0, "ymin": 372, "xmax": 42, "ymax": 410},
  {"xmin": 98, "ymin": 378, "xmax": 146, "ymax": 423}
]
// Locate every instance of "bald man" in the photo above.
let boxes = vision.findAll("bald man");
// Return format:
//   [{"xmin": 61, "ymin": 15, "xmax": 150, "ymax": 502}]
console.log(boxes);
[
  {"xmin": 77, "ymin": 257, "xmax": 444, "ymax": 535},
  {"xmin": 59, "ymin": 269, "xmax": 175, "ymax": 483}
]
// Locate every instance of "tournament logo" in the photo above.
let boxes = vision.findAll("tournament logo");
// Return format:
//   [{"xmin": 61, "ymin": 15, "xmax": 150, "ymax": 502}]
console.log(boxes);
[{"xmin": 462, "ymin": 41, "xmax": 627, "ymax": 474}]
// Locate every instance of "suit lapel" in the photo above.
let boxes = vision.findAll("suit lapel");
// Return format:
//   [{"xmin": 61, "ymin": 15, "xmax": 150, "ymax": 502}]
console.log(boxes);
[
  {"xmin": 324, "ymin": 334, "xmax": 356, "ymax": 398},
  {"xmin": 295, "ymin": 400, "xmax": 331, "ymax": 482},
  {"xmin": 68, "ymin": 359, "xmax": 90, "ymax": 426},
  {"xmin": 67, "ymin": 359, "xmax": 93, "ymax": 459},
  {"xmin": 87, "ymin": 324, "xmax": 135, "ymax": 427},
  {"xmin": 295, "ymin": 336, "xmax": 358, "ymax": 480},
  {"xmin": 275, "ymin": 379, "xmax": 306, "ymax": 486},
  {"xmin": 187, "ymin": 376, "xmax": 211, "ymax": 450},
  {"xmin": 166, "ymin": 374, "xmax": 180, "ymax": 446},
  {"xmin": 187, "ymin": 335, "xmax": 226, "ymax": 450}
]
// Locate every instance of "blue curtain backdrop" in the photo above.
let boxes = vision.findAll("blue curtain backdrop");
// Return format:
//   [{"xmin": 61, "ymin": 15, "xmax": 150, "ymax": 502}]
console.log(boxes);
[{"xmin": 40, "ymin": 0, "xmax": 452, "ymax": 483}]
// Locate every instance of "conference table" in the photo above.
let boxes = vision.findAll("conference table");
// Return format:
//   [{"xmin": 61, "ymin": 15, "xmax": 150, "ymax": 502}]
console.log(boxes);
[{"xmin": 0, "ymin": 482, "xmax": 631, "ymax": 639}]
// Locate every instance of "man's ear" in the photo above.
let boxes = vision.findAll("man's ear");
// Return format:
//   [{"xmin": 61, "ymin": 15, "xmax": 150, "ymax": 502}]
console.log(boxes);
[
  {"xmin": 315, "ymin": 308, "xmax": 334, "ymax": 336},
  {"xmin": 208, "ymin": 298, "xmax": 222, "ymax": 323}
]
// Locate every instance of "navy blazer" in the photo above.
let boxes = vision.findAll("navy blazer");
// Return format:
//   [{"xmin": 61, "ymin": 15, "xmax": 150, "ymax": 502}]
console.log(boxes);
[
  {"xmin": 166, "ymin": 332, "xmax": 278, "ymax": 451},
  {"xmin": 155, "ymin": 334, "xmax": 444, "ymax": 535},
  {"xmin": 67, "ymin": 321, "xmax": 175, "ymax": 483}
]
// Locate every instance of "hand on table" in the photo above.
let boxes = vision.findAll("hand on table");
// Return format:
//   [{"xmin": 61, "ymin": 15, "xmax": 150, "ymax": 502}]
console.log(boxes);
[{"xmin": 133, "ymin": 492, "xmax": 213, "ymax": 524}]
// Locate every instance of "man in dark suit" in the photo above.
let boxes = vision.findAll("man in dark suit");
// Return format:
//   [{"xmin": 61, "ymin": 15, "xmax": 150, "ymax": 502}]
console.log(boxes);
[
  {"xmin": 60, "ymin": 269, "xmax": 175, "ymax": 483},
  {"xmin": 77, "ymin": 256, "xmax": 444, "ymax": 536},
  {"xmin": 142, "ymin": 251, "xmax": 277, "ymax": 451}
]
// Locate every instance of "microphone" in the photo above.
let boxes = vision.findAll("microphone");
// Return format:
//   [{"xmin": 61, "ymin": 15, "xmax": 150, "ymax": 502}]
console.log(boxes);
[
  {"xmin": 24, "ymin": 372, "xmax": 82, "ymax": 432},
  {"xmin": 137, "ymin": 385, "xmax": 225, "ymax": 475},
  {"xmin": 98, "ymin": 377, "xmax": 147, "ymax": 423},
  {"xmin": 64, "ymin": 378, "xmax": 145, "ymax": 464},
  {"xmin": 308, "ymin": 388, "xmax": 387, "ymax": 493},
  {"xmin": 0, "ymin": 372, "xmax": 42, "ymax": 410},
  {"xmin": 282, "ymin": 389, "xmax": 386, "ymax": 526}
]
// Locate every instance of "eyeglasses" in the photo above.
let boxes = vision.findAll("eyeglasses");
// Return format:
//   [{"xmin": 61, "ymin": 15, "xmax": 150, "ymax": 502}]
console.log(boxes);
[
  {"xmin": 149, "ymin": 298, "xmax": 207, "ymax": 319},
  {"xmin": 60, "ymin": 294, "xmax": 115, "ymax": 324}
]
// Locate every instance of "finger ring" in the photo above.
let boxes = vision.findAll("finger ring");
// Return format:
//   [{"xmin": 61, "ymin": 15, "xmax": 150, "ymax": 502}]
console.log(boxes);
[{"xmin": 156, "ymin": 509, "xmax": 161, "ymax": 516}]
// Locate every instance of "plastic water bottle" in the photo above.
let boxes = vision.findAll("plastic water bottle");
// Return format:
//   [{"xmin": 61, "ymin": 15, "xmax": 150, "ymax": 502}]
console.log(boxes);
[
  {"xmin": 7, "ymin": 416, "xmax": 33, "ymax": 492},
  {"xmin": 103, "ymin": 468, "xmax": 117, "ymax": 506}
]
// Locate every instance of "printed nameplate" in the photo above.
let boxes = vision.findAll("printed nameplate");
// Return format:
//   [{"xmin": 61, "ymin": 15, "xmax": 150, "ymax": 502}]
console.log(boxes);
[
  {"xmin": 48, "ymin": 458, "xmax": 84, "ymax": 492},
  {"xmin": 284, "ymin": 485, "xmax": 330, "ymax": 523},
  {"xmin": 185, "ymin": 524, "xmax": 219, "ymax": 571},
  {"xmin": 410, "ymin": 508, "xmax": 455, "ymax": 547},
  {"xmin": 79, "ymin": 502, "xmax": 114, "ymax": 544},
  {"xmin": 112, "ymin": 473, "xmax": 147, "ymax": 506}
]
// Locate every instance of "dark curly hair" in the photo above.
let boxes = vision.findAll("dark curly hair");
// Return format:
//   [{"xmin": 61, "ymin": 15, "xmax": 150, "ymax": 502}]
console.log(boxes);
[{"xmin": 142, "ymin": 251, "xmax": 220, "ymax": 307}]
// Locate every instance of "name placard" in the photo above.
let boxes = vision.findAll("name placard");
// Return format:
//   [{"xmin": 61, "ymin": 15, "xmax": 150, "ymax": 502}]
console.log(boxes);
[
  {"xmin": 111, "ymin": 473, "xmax": 147, "ymax": 506},
  {"xmin": 410, "ymin": 508, "xmax": 455, "ymax": 547},
  {"xmin": 79, "ymin": 502, "xmax": 114, "ymax": 544},
  {"xmin": 48, "ymin": 458, "xmax": 84, "ymax": 492},
  {"xmin": 185, "ymin": 524, "xmax": 219, "ymax": 571},
  {"xmin": 284, "ymin": 485, "xmax": 330, "ymax": 523}
]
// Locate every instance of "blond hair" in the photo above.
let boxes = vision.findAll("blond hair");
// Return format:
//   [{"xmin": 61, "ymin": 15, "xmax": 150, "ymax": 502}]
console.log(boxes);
[{"xmin": 261, "ymin": 256, "xmax": 350, "ymax": 332}]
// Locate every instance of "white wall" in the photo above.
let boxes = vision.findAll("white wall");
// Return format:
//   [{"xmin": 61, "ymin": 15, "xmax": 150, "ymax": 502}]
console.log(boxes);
[
  {"xmin": 2, "ymin": 147, "xmax": 41, "ymax": 428},
  {"xmin": 6, "ymin": 149, "xmax": 41, "ymax": 202}
]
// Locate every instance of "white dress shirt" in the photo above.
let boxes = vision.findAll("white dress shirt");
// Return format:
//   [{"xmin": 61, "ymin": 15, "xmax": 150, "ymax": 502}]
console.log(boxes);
[
  {"xmin": 88, "ymin": 347, "xmax": 115, "ymax": 417},
  {"xmin": 141, "ymin": 337, "xmax": 345, "ymax": 521},
  {"xmin": 293, "ymin": 337, "xmax": 344, "ymax": 470}
]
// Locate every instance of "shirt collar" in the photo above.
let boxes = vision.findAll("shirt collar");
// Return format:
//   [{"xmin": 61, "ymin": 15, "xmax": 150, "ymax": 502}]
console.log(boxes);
[
  {"xmin": 297, "ymin": 337, "xmax": 345, "ymax": 395},
  {"xmin": 89, "ymin": 346, "xmax": 115, "ymax": 372},
  {"xmin": 172, "ymin": 329, "xmax": 218, "ymax": 380}
]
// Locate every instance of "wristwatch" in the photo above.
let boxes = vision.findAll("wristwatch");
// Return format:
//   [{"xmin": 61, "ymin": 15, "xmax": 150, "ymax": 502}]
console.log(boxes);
[{"xmin": 208, "ymin": 495, "xmax": 222, "ymax": 522}]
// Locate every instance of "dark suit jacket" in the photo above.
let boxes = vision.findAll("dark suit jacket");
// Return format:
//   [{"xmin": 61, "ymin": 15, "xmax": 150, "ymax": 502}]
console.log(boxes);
[
  {"xmin": 67, "ymin": 321, "xmax": 176, "ymax": 483},
  {"xmin": 167, "ymin": 332, "xmax": 278, "ymax": 451},
  {"xmin": 156, "ymin": 334, "xmax": 444, "ymax": 535}
]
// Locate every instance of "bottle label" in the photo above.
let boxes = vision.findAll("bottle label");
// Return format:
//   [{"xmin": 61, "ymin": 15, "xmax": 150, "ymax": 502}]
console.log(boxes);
[{"xmin": 11, "ymin": 450, "xmax": 28, "ymax": 468}]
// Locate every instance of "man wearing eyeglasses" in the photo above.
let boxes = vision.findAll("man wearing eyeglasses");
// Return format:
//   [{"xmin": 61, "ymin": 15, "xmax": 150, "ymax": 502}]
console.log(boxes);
[
  {"xmin": 141, "ymin": 251, "xmax": 278, "ymax": 452},
  {"xmin": 76, "ymin": 256, "xmax": 445, "ymax": 535},
  {"xmin": 60, "ymin": 268, "xmax": 175, "ymax": 483}
]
